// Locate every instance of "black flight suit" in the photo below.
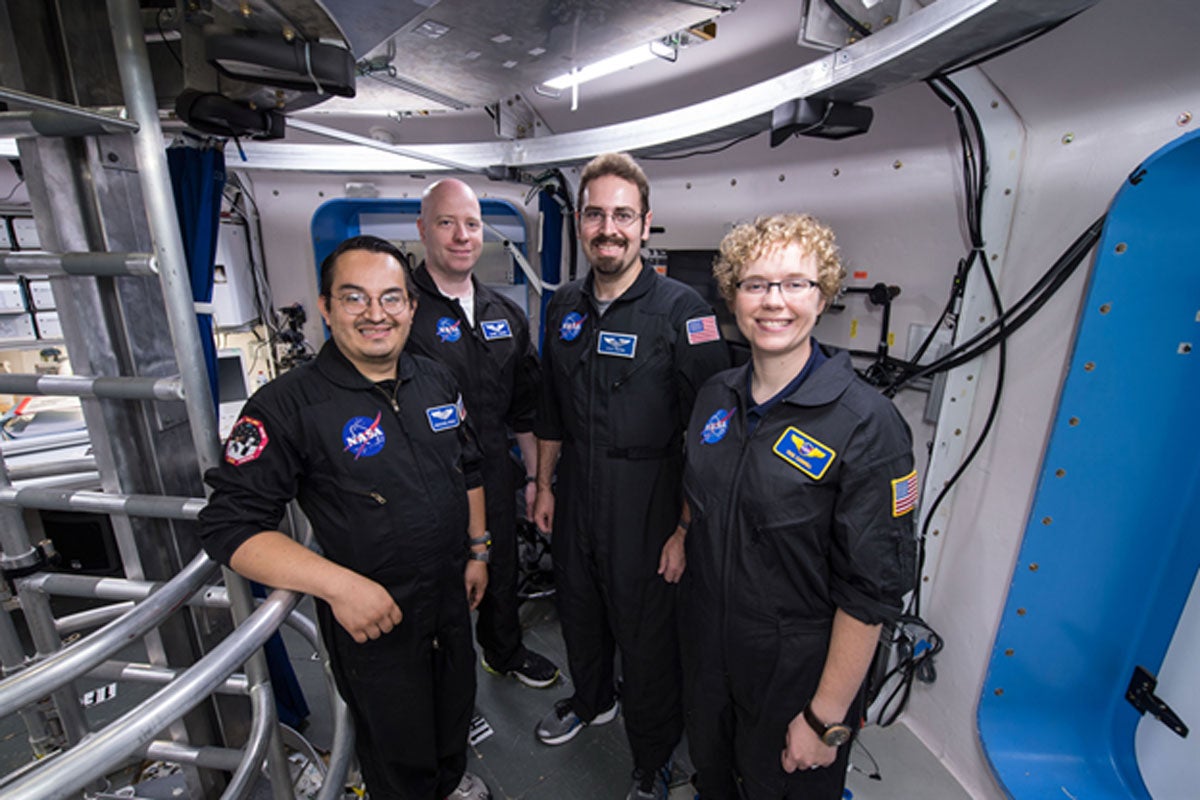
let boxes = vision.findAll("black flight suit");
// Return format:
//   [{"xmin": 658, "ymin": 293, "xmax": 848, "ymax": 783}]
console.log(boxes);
[
  {"xmin": 536, "ymin": 265, "xmax": 730, "ymax": 773},
  {"xmin": 405, "ymin": 262, "xmax": 542, "ymax": 670},
  {"xmin": 680, "ymin": 347, "xmax": 917, "ymax": 799},
  {"xmin": 199, "ymin": 341, "xmax": 484, "ymax": 800}
]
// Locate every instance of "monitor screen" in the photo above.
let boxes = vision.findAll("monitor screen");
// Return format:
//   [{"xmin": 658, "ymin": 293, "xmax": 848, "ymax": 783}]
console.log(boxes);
[{"xmin": 216, "ymin": 349, "xmax": 250, "ymax": 404}]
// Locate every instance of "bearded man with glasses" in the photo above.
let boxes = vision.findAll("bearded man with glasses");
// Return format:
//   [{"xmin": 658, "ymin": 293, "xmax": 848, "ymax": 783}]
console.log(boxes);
[
  {"xmin": 532, "ymin": 152, "xmax": 730, "ymax": 800},
  {"xmin": 200, "ymin": 235, "xmax": 494, "ymax": 800}
]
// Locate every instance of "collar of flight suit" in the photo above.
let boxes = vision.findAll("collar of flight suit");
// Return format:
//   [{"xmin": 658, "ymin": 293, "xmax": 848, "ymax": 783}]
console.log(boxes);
[
  {"xmin": 411, "ymin": 261, "xmax": 480, "ymax": 313},
  {"xmin": 719, "ymin": 342, "xmax": 856, "ymax": 410},
  {"xmin": 580, "ymin": 261, "xmax": 656, "ymax": 311},
  {"xmin": 315, "ymin": 338, "xmax": 417, "ymax": 390}
]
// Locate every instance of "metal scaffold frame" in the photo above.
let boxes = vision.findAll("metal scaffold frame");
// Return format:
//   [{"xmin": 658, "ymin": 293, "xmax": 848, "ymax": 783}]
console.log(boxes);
[{"xmin": 0, "ymin": 1, "xmax": 352, "ymax": 798}]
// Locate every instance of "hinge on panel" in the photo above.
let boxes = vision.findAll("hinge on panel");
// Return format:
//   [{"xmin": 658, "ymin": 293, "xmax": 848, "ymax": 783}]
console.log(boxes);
[{"xmin": 1126, "ymin": 665, "xmax": 1189, "ymax": 738}]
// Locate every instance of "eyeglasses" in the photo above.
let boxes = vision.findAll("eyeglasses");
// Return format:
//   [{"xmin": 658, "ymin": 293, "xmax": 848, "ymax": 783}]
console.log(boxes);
[
  {"xmin": 335, "ymin": 290, "xmax": 410, "ymax": 315},
  {"xmin": 735, "ymin": 278, "xmax": 821, "ymax": 296},
  {"xmin": 579, "ymin": 207, "xmax": 644, "ymax": 228}
]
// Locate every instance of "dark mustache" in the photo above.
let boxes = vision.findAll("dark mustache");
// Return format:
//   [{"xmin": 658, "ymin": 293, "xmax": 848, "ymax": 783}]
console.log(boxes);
[{"xmin": 590, "ymin": 235, "xmax": 627, "ymax": 247}]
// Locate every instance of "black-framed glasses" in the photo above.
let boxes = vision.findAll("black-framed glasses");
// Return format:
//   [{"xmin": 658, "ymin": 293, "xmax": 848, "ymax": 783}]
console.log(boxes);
[
  {"xmin": 734, "ymin": 277, "xmax": 821, "ymax": 296},
  {"xmin": 335, "ymin": 290, "xmax": 410, "ymax": 315},
  {"xmin": 579, "ymin": 207, "xmax": 644, "ymax": 228}
]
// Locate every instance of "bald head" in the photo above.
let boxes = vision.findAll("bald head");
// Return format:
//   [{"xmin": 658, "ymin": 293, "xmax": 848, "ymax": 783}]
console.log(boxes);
[{"xmin": 417, "ymin": 179, "xmax": 484, "ymax": 283}]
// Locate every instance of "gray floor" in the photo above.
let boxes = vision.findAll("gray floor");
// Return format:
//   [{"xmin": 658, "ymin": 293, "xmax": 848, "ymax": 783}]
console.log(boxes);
[{"xmin": 0, "ymin": 593, "xmax": 973, "ymax": 800}]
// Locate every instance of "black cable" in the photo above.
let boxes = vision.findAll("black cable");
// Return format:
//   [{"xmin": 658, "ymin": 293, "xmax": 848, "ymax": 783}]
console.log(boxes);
[
  {"xmin": 640, "ymin": 130, "xmax": 761, "ymax": 161},
  {"xmin": 156, "ymin": 8, "xmax": 184, "ymax": 70}
]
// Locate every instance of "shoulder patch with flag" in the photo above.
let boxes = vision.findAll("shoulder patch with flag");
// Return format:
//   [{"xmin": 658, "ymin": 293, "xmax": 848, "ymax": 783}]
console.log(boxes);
[
  {"xmin": 892, "ymin": 470, "xmax": 919, "ymax": 517},
  {"xmin": 686, "ymin": 315, "xmax": 720, "ymax": 345}
]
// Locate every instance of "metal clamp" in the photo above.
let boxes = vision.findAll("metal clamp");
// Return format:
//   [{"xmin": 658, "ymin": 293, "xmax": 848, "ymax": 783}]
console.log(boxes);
[{"xmin": 1126, "ymin": 665, "xmax": 1189, "ymax": 738}]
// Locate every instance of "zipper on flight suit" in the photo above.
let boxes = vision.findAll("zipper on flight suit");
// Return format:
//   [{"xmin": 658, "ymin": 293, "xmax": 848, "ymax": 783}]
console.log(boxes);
[{"xmin": 719, "ymin": 402, "xmax": 757, "ymax": 665}]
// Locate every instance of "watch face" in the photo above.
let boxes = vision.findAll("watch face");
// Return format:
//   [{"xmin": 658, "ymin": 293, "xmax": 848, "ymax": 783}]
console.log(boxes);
[{"xmin": 822, "ymin": 725, "xmax": 853, "ymax": 747}]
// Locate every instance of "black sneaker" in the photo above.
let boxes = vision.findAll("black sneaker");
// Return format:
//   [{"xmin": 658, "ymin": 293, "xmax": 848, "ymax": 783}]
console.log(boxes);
[
  {"xmin": 481, "ymin": 648, "xmax": 560, "ymax": 688},
  {"xmin": 535, "ymin": 696, "xmax": 619, "ymax": 745},
  {"xmin": 626, "ymin": 763, "xmax": 670, "ymax": 800}
]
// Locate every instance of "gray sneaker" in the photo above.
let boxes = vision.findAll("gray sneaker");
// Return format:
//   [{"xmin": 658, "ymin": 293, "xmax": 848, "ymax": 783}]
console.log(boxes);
[
  {"xmin": 534, "ymin": 696, "xmax": 619, "ymax": 745},
  {"xmin": 626, "ymin": 764, "xmax": 670, "ymax": 800},
  {"xmin": 445, "ymin": 770, "xmax": 490, "ymax": 800}
]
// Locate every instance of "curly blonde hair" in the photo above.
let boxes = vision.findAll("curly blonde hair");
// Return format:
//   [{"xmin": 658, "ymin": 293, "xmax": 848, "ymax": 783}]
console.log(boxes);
[{"xmin": 713, "ymin": 213, "xmax": 844, "ymax": 304}]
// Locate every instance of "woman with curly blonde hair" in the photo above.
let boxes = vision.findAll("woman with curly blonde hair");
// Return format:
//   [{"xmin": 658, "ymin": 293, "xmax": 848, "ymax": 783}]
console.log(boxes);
[{"xmin": 679, "ymin": 213, "xmax": 917, "ymax": 799}]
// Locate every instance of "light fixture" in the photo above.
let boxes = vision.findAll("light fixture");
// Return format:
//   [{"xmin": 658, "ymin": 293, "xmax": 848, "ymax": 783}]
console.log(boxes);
[
  {"xmin": 543, "ymin": 43, "xmax": 660, "ymax": 90},
  {"xmin": 205, "ymin": 32, "xmax": 356, "ymax": 97}
]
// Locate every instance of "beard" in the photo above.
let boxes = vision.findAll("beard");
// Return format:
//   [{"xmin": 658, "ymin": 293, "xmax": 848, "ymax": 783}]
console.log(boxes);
[{"xmin": 588, "ymin": 234, "xmax": 638, "ymax": 275}]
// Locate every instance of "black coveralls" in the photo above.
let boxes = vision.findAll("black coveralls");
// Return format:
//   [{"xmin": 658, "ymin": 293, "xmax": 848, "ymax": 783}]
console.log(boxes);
[
  {"xmin": 680, "ymin": 347, "xmax": 917, "ymax": 799},
  {"xmin": 405, "ymin": 263, "xmax": 540, "ymax": 670},
  {"xmin": 199, "ymin": 342, "xmax": 484, "ymax": 800},
  {"xmin": 536, "ymin": 266, "xmax": 729, "ymax": 772}
]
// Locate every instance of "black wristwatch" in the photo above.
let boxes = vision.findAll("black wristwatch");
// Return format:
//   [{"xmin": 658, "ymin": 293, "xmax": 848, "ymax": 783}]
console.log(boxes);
[{"xmin": 802, "ymin": 702, "xmax": 853, "ymax": 747}]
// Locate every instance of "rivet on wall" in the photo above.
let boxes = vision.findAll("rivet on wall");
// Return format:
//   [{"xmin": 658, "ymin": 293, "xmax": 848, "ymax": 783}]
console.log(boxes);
[
  {"xmin": 892, "ymin": 160, "xmax": 903, "ymax": 170},
  {"xmin": 832, "ymin": 168, "xmax": 840, "ymax": 177},
  {"xmin": 1083, "ymin": 361, "xmax": 1095, "ymax": 371},
  {"xmin": 730, "ymin": 178, "xmax": 737, "ymax": 187},
  {"xmin": 1099, "ymin": 303, "xmax": 1112, "ymax": 314},
  {"xmin": 1179, "ymin": 111, "xmax": 1193, "ymax": 126},
  {"xmin": 1042, "ymin": 516, "xmax": 1052, "ymax": 525},
  {"xmin": 1055, "ymin": 469, "xmax": 1066, "ymax": 478},
  {"xmin": 778, "ymin": 174, "xmax": 785, "ymax": 182},
  {"xmin": 1016, "ymin": 608, "xmax": 1027, "ymax": 616},
  {"xmin": 1004, "ymin": 649, "xmax": 1014, "ymax": 657},
  {"xmin": 1180, "ymin": 342, "xmax": 1193, "ymax": 355},
  {"xmin": 1061, "ymin": 132, "xmax": 1075, "ymax": 144},
  {"xmin": 1068, "ymin": 417, "xmax": 1080, "ymax": 426},
  {"xmin": 1029, "ymin": 563, "xmax": 1039, "ymax": 572},
  {"xmin": 1114, "ymin": 242, "xmax": 1127, "ymax": 254},
  {"xmin": 685, "ymin": 182, "xmax": 692, "ymax": 190},
  {"xmin": 994, "ymin": 688, "xmax": 1004, "ymax": 696}
]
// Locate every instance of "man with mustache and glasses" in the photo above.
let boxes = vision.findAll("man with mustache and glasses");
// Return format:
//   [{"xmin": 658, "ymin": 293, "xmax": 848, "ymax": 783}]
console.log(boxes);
[
  {"xmin": 200, "ymin": 235, "xmax": 493, "ymax": 800},
  {"xmin": 532, "ymin": 153, "xmax": 730, "ymax": 800}
]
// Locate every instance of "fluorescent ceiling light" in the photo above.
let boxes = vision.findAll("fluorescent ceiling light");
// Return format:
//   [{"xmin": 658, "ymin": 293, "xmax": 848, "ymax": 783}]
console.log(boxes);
[{"xmin": 543, "ymin": 43, "xmax": 658, "ymax": 90}]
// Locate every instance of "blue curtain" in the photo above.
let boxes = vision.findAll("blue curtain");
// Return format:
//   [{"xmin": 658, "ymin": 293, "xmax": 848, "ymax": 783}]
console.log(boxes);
[{"xmin": 166, "ymin": 142, "xmax": 225, "ymax": 414}]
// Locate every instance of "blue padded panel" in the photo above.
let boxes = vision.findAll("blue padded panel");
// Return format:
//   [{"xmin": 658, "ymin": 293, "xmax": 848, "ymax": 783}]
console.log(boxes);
[{"xmin": 978, "ymin": 129, "xmax": 1200, "ymax": 799}]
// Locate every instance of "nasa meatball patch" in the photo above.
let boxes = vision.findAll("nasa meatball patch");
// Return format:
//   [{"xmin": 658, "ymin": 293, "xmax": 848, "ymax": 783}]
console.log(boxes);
[
  {"xmin": 342, "ymin": 413, "xmax": 386, "ymax": 460},
  {"xmin": 772, "ymin": 426, "xmax": 836, "ymax": 481},
  {"xmin": 224, "ymin": 416, "xmax": 269, "ymax": 465}
]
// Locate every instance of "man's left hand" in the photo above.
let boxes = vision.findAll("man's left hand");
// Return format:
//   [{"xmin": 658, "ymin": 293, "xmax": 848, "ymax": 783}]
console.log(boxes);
[
  {"xmin": 782, "ymin": 710, "xmax": 836, "ymax": 773},
  {"xmin": 465, "ymin": 560, "xmax": 488, "ymax": 609},
  {"xmin": 657, "ymin": 528, "xmax": 687, "ymax": 583}
]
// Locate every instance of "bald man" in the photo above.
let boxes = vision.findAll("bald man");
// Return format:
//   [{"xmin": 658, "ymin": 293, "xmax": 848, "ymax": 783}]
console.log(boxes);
[{"xmin": 406, "ymin": 179, "xmax": 560, "ymax": 688}]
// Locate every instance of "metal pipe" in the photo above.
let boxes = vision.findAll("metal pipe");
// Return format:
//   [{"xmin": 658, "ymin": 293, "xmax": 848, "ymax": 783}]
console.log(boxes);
[
  {"xmin": 0, "ymin": 552, "xmax": 216, "ymax": 719},
  {"xmin": 0, "ymin": 373, "xmax": 182, "ymax": 401},
  {"xmin": 0, "ymin": 109, "xmax": 135, "ymax": 139},
  {"xmin": 220, "ymin": 682, "xmax": 276, "ymax": 800},
  {"xmin": 88, "ymin": 659, "xmax": 250, "ymax": 696},
  {"xmin": 54, "ymin": 601, "xmax": 133, "ymax": 635},
  {"xmin": 6, "ymin": 457, "xmax": 97, "ymax": 482},
  {"xmin": 0, "ymin": 251, "xmax": 157, "ymax": 277},
  {"xmin": 0, "ymin": 592, "xmax": 57, "ymax": 756},
  {"xmin": 0, "ymin": 486, "xmax": 206, "ymax": 520},
  {"xmin": 288, "ymin": 116, "xmax": 480, "ymax": 172},
  {"xmin": 0, "ymin": 86, "xmax": 139, "ymax": 131},
  {"xmin": 141, "ymin": 739, "xmax": 246, "ymax": 772},
  {"xmin": 0, "ymin": 587, "xmax": 298, "ymax": 800}
]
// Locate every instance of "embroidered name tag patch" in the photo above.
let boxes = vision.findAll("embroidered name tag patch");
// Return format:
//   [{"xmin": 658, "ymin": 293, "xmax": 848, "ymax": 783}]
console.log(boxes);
[
  {"xmin": 342, "ymin": 413, "xmax": 386, "ymax": 460},
  {"xmin": 892, "ymin": 470, "xmax": 919, "ymax": 517},
  {"xmin": 686, "ymin": 315, "xmax": 720, "ymax": 345},
  {"xmin": 772, "ymin": 427, "xmax": 836, "ymax": 480},
  {"xmin": 426, "ymin": 402, "xmax": 461, "ymax": 432},
  {"xmin": 597, "ymin": 330, "xmax": 637, "ymax": 358},
  {"xmin": 480, "ymin": 319, "xmax": 513, "ymax": 340},
  {"xmin": 436, "ymin": 317, "xmax": 462, "ymax": 343},
  {"xmin": 225, "ymin": 416, "xmax": 269, "ymax": 465}
]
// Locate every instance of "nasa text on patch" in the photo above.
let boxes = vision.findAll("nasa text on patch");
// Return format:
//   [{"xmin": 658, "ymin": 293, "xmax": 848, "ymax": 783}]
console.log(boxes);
[
  {"xmin": 559, "ymin": 311, "xmax": 586, "ymax": 342},
  {"xmin": 480, "ymin": 319, "xmax": 513, "ymax": 341},
  {"xmin": 225, "ymin": 416, "xmax": 269, "ymax": 465},
  {"xmin": 426, "ymin": 403, "xmax": 462, "ymax": 432},
  {"xmin": 701, "ymin": 407, "xmax": 735, "ymax": 444},
  {"xmin": 772, "ymin": 426, "xmax": 837, "ymax": 480},
  {"xmin": 436, "ymin": 316, "xmax": 462, "ymax": 343},
  {"xmin": 596, "ymin": 330, "xmax": 638, "ymax": 358},
  {"xmin": 342, "ymin": 413, "xmax": 386, "ymax": 460}
]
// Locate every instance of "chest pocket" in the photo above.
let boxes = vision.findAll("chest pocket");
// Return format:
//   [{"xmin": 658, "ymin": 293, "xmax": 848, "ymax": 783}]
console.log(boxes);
[{"xmin": 607, "ymin": 340, "xmax": 677, "ymax": 451}]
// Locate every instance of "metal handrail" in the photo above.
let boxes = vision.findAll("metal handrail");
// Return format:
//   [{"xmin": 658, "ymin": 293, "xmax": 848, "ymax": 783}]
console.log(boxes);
[
  {"xmin": 0, "ymin": 486, "xmax": 206, "ymax": 519},
  {"xmin": 0, "ymin": 552, "xmax": 217, "ymax": 719},
  {"xmin": 0, "ymin": 373, "xmax": 182, "ymax": 400},
  {"xmin": 220, "ymin": 682, "xmax": 276, "ymax": 800},
  {"xmin": 1, "ymin": 587, "xmax": 299, "ymax": 800}
]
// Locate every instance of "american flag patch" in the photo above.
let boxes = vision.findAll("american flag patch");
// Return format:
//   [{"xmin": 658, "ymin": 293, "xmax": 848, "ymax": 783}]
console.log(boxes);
[
  {"xmin": 686, "ymin": 315, "xmax": 720, "ymax": 345},
  {"xmin": 892, "ymin": 470, "xmax": 919, "ymax": 517}
]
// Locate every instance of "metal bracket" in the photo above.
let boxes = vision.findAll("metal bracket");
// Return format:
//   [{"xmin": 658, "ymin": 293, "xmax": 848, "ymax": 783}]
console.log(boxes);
[{"xmin": 1126, "ymin": 665, "xmax": 1189, "ymax": 738}]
